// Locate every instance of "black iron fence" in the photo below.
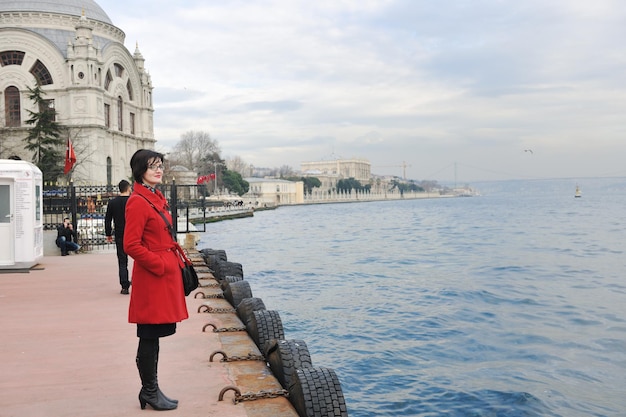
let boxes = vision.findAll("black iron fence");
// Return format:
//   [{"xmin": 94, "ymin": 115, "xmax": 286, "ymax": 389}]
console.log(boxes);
[{"xmin": 43, "ymin": 182, "xmax": 210, "ymax": 251}]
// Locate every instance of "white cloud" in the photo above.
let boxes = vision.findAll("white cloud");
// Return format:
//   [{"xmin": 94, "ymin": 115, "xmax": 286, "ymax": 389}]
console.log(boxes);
[{"xmin": 100, "ymin": 0, "xmax": 626, "ymax": 181}]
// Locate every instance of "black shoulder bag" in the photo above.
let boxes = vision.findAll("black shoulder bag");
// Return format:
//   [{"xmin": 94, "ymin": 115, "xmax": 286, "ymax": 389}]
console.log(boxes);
[{"xmin": 138, "ymin": 194, "xmax": 199, "ymax": 296}]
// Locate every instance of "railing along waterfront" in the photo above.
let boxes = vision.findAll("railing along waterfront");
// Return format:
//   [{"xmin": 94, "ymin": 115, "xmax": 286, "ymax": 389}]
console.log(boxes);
[
  {"xmin": 43, "ymin": 182, "xmax": 211, "ymax": 251},
  {"xmin": 302, "ymin": 188, "xmax": 447, "ymax": 204}
]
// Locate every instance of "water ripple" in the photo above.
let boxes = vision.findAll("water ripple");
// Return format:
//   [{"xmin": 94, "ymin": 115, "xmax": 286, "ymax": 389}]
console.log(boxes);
[{"xmin": 200, "ymin": 178, "xmax": 626, "ymax": 417}]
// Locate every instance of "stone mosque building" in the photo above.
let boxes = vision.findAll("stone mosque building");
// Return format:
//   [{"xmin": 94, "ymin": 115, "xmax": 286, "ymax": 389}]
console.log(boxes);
[{"xmin": 0, "ymin": 0, "xmax": 155, "ymax": 185}]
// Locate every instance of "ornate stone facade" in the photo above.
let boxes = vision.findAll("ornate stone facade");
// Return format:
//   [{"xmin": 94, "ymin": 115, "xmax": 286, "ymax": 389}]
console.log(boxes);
[
  {"xmin": 0, "ymin": 0, "xmax": 154, "ymax": 184},
  {"xmin": 301, "ymin": 158, "xmax": 372, "ymax": 192}
]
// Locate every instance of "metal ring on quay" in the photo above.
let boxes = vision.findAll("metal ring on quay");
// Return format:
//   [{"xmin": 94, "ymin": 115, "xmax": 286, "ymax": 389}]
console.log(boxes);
[
  {"xmin": 210, "ymin": 350, "xmax": 227, "ymax": 362},
  {"xmin": 218, "ymin": 386, "xmax": 240, "ymax": 403},
  {"xmin": 202, "ymin": 323, "xmax": 217, "ymax": 332}
]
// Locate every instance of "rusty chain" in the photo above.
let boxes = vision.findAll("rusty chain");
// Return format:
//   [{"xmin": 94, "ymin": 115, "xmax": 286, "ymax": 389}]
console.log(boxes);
[
  {"xmin": 201, "ymin": 293, "xmax": 224, "ymax": 299},
  {"xmin": 236, "ymin": 389, "xmax": 290, "ymax": 403},
  {"xmin": 213, "ymin": 326, "xmax": 247, "ymax": 333},
  {"xmin": 224, "ymin": 353, "xmax": 264, "ymax": 362},
  {"xmin": 218, "ymin": 386, "xmax": 289, "ymax": 404},
  {"xmin": 202, "ymin": 323, "xmax": 246, "ymax": 333},
  {"xmin": 193, "ymin": 289, "xmax": 223, "ymax": 299},
  {"xmin": 210, "ymin": 351, "xmax": 264, "ymax": 362},
  {"xmin": 197, "ymin": 305, "xmax": 236, "ymax": 314}
]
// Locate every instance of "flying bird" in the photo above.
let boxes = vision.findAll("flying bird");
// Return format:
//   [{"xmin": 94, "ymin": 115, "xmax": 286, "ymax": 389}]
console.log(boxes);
[{"xmin": 524, "ymin": 149, "xmax": 533, "ymax": 154}]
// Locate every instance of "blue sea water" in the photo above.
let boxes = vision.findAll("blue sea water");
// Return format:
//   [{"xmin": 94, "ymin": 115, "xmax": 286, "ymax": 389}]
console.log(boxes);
[{"xmin": 198, "ymin": 177, "xmax": 626, "ymax": 417}]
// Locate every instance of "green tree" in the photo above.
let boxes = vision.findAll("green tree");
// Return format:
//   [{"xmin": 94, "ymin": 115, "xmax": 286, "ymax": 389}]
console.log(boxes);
[
  {"xmin": 23, "ymin": 85, "xmax": 64, "ymax": 182},
  {"xmin": 337, "ymin": 177, "xmax": 369, "ymax": 193},
  {"xmin": 198, "ymin": 155, "xmax": 225, "ymax": 192},
  {"xmin": 285, "ymin": 176, "xmax": 322, "ymax": 194},
  {"xmin": 390, "ymin": 179, "xmax": 424, "ymax": 195},
  {"xmin": 302, "ymin": 176, "xmax": 321, "ymax": 194},
  {"xmin": 222, "ymin": 170, "xmax": 249, "ymax": 196}
]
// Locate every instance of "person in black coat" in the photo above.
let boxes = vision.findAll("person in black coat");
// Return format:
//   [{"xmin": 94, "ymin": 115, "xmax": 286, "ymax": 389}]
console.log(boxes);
[
  {"xmin": 105, "ymin": 180, "xmax": 132, "ymax": 294},
  {"xmin": 56, "ymin": 218, "xmax": 80, "ymax": 255}
]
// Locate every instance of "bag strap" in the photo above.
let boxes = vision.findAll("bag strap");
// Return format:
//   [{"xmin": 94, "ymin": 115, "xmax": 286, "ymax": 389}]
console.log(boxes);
[
  {"xmin": 137, "ymin": 193, "xmax": 176, "ymax": 240},
  {"xmin": 136, "ymin": 193, "xmax": 192, "ymax": 266}
]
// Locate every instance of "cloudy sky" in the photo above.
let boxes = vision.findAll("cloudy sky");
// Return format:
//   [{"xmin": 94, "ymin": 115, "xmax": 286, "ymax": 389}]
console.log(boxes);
[{"xmin": 99, "ymin": 0, "xmax": 626, "ymax": 182}]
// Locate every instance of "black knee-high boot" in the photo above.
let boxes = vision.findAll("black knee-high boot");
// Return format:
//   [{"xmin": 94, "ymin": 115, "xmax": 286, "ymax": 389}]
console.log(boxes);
[
  {"xmin": 136, "ymin": 338, "xmax": 177, "ymax": 410},
  {"xmin": 154, "ymin": 339, "xmax": 178, "ymax": 404}
]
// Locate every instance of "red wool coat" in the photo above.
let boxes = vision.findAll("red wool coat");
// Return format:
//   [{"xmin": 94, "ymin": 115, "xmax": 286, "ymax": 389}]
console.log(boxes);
[{"xmin": 124, "ymin": 184, "xmax": 189, "ymax": 324}]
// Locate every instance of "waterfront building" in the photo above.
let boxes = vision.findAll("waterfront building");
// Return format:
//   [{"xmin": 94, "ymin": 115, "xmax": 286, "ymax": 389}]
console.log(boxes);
[
  {"xmin": 244, "ymin": 177, "xmax": 304, "ymax": 207},
  {"xmin": 0, "ymin": 0, "xmax": 155, "ymax": 185},
  {"xmin": 301, "ymin": 158, "xmax": 371, "ymax": 183},
  {"xmin": 301, "ymin": 158, "xmax": 371, "ymax": 194}
]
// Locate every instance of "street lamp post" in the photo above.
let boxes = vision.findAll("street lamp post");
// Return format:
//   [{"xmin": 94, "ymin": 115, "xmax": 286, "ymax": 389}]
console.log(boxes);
[
  {"xmin": 214, "ymin": 161, "xmax": 223, "ymax": 195},
  {"xmin": 214, "ymin": 162, "xmax": 217, "ymax": 195}
]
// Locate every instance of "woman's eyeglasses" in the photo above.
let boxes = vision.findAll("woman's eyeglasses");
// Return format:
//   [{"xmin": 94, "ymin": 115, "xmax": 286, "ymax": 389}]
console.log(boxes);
[{"xmin": 147, "ymin": 164, "xmax": 164, "ymax": 171}]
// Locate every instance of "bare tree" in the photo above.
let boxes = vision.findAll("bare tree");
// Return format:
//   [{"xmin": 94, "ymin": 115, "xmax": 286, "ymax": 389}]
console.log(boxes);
[
  {"xmin": 169, "ymin": 130, "xmax": 220, "ymax": 172},
  {"xmin": 63, "ymin": 126, "xmax": 101, "ymax": 184},
  {"xmin": 279, "ymin": 165, "xmax": 295, "ymax": 178},
  {"xmin": 226, "ymin": 155, "xmax": 251, "ymax": 176}
]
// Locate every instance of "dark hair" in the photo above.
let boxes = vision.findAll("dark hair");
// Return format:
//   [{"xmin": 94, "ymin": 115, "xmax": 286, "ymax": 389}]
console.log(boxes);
[
  {"xmin": 118, "ymin": 179, "xmax": 131, "ymax": 193},
  {"xmin": 130, "ymin": 149, "xmax": 164, "ymax": 184}
]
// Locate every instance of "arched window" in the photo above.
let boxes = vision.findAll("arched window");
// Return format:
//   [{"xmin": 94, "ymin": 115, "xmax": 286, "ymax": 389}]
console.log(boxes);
[
  {"xmin": 106, "ymin": 157, "xmax": 112, "ymax": 187},
  {"xmin": 0, "ymin": 50, "xmax": 25, "ymax": 66},
  {"xmin": 104, "ymin": 70, "xmax": 112, "ymax": 90},
  {"xmin": 4, "ymin": 86, "xmax": 21, "ymax": 127},
  {"xmin": 117, "ymin": 96, "xmax": 123, "ymax": 131},
  {"xmin": 114, "ymin": 63, "xmax": 124, "ymax": 78},
  {"xmin": 126, "ymin": 79, "xmax": 133, "ymax": 101},
  {"xmin": 30, "ymin": 60, "xmax": 53, "ymax": 85}
]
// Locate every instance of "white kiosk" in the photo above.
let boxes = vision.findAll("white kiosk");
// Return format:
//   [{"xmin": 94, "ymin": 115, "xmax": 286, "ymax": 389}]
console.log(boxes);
[{"xmin": 0, "ymin": 160, "xmax": 44, "ymax": 270}]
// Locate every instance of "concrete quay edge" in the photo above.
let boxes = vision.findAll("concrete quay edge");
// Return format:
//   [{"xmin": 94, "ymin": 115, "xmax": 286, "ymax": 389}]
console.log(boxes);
[{"xmin": 0, "ymin": 250, "xmax": 298, "ymax": 417}]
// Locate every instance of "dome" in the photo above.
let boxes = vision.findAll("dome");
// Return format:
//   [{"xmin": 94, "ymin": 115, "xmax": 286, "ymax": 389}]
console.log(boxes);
[{"xmin": 0, "ymin": 0, "xmax": 112, "ymax": 24}]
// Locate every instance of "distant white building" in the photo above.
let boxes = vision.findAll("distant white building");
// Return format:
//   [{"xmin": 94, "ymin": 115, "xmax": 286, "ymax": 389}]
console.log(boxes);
[
  {"xmin": 301, "ymin": 158, "xmax": 371, "ymax": 182},
  {"xmin": 301, "ymin": 158, "xmax": 371, "ymax": 193},
  {"xmin": 0, "ymin": 0, "xmax": 155, "ymax": 185},
  {"xmin": 244, "ymin": 178, "xmax": 304, "ymax": 206}
]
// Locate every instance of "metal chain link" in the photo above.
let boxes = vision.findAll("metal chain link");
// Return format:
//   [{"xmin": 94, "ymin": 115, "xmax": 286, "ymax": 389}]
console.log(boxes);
[
  {"xmin": 201, "ymin": 293, "xmax": 225, "ymax": 299},
  {"xmin": 210, "ymin": 350, "xmax": 265, "ymax": 362},
  {"xmin": 223, "ymin": 353, "xmax": 265, "ymax": 362},
  {"xmin": 208, "ymin": 307, "xmax": 236, "ymax": 314},
  {"xmin": 218, "ymin": 386, "xmax": 290, "ymax": 404},
  {"xmin": 213, "ymin": 326, "xmax": 247, "ymax": 333},
  {"xmin": 235, "ymin": 389, "xmax": 290, "ymax": 403},
  {"xmin": 198, "ymin": 305, "xmax": 236, "ymax": 314}
]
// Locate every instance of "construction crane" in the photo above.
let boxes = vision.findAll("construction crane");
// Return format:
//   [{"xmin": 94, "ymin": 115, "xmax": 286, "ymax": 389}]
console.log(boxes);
[{"xmin": 374, "ymin": 161, "xmax": 412, "ymax": 180}]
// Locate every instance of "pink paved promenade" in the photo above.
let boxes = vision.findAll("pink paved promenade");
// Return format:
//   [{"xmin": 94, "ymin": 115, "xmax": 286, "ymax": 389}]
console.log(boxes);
[{"xmin": 0, "ymin": 252, "xmax": 296, "ymax": 417}]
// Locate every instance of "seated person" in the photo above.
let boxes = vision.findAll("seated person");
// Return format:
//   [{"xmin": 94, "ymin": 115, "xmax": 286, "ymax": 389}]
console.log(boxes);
[{"xmin": 56, "ymin": 218, "xmax": 81, "ymax": 256}]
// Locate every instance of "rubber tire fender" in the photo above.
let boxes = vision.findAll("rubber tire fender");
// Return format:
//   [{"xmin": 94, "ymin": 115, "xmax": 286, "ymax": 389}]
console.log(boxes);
[
  {"xmin": 213, "ymin": 260, "xmax": 243, "ymax": 281},
  {"xmin": 289, "ymin": 367, "xmax": 348, "ymax": 417},
  {"xmin": 222, "ymin": 280, "xmax": 252, "ymax": 308},
  {"xmin": 236, "ymin": 297, "xmax": 266, "ymax": 325},
  {"xmin": 246, "ymin": 310, "xmax": 284, "ymax": 353},
  {"xmin": 199, "ymin": 248, "xmax": 227, "ymax": 267},
  {"xmin": 220, "ymin": 275, "xmax": 244, "ymax": 290},
  {"xmin": 266, "ymin": 339, "xmax": 312, "ymax": 389}
]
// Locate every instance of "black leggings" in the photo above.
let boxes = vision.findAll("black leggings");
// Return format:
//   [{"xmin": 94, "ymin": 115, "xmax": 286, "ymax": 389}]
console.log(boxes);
[
  {"xmin": 137, "ymin": 337, "xmax": 158, "ymax": 359},
  {"xmin": 137, "ymin": 323, "xmax": 176, "ymax": 339}
]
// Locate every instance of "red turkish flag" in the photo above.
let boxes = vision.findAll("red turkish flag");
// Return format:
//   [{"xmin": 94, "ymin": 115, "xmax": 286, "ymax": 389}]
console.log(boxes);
[{"xmin": 64, "ymin": 138, "xmax": 76, "ymax": 174}]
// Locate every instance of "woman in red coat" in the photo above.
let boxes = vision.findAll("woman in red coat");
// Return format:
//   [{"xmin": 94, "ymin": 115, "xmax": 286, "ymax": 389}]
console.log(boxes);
[{"xmin": 124, "ymin": 149, "xmax": 189, "ymax": 411}]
